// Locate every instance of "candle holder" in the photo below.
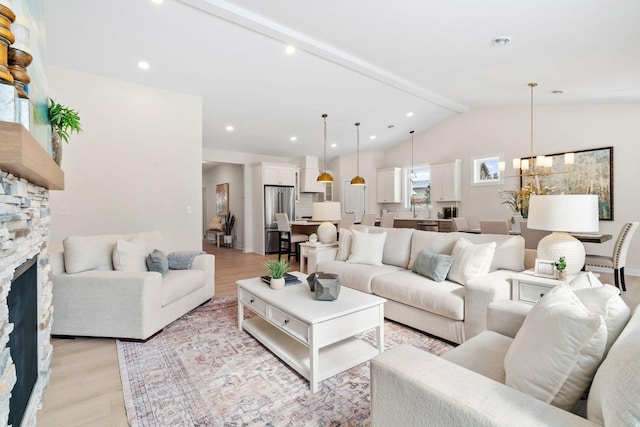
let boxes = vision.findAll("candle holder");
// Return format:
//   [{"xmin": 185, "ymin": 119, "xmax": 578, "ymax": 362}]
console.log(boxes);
[
  {"xmin": 0, "ymin": 4, "xmax": 15, "ymax": 84},
  {"xmin": 8, "ymin": 47, "xmax": 31, "ymax": 98}
]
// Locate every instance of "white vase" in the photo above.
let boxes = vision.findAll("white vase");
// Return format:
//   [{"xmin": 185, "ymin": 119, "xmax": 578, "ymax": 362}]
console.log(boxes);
[
  {"xmin": 512, "ymin": 214, "xmax": 523, "ymax": 233},
  {"xmin": 270, "ymin": 277, "xmax": 285, "ymax": 290}
]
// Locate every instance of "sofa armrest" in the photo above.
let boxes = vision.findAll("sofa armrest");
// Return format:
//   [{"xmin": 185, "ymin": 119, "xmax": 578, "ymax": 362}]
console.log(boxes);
[
  {"xmin": 370, "ymin": 345, "xmax": 598, "ymax": 427},
  {"xmin": 191, "ymin": 253, "xmax": 215, "ymax": 297},
  {"xmin": 50, "ymin": 251, "xmax": 65, "ymax": 275},
  {"xmin": 315, "ymin": 247, "xmax": 338, "ymax": 265},
  {"xmin": 486, "ymin": 300, "xmax": 532, "ymax": 338},
  {"xmin": 464, "ymin": 270, "xmax": 513, "ymax": 340},
  {"xmin": 52, "ymin": 271, "xmax": 164, "ymax": 339}
]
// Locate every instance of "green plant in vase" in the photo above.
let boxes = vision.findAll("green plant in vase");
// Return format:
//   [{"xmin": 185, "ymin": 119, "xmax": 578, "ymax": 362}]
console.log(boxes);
[
  {"xmin": 48, "ymin": 98, "xmax": 82, "ymax": 165},
  {"xmin": 263, "ymin": 259, "xmax": 290, "ymax": 290},
  {"xmin": 554, "ymin": 256, "xmax": 567, "ymax": 281}
]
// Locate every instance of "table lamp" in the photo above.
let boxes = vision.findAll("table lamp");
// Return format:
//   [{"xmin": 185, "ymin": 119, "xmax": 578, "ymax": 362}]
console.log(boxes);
[
  {"xmin": 312, "ymin": 202, "xmax": 341, "ymax": 243},
  {"xmin": 527, "ymin": 194, "xmax": 599, "ymax": 275}
]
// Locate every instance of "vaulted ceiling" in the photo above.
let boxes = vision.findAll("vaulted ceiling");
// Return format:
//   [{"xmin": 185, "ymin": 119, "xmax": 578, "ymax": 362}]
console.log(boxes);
[{"xmin": 44, "ymin": 0, "xmax": 640, "ymax": 161}]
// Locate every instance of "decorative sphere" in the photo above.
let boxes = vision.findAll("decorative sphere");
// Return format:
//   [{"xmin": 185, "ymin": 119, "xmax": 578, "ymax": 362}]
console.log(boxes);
[
  {"xmin": 309, "ymin": 233, "xmax": 318, "ymax": 243},
  {"xmin": 317, "ymin": 222, "xmax": 337, "ymax": 243}
]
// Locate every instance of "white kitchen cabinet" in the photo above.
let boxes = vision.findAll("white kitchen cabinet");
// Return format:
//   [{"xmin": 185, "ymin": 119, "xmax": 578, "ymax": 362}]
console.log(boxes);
[
  {"xmin": 264, "ymin": 166, "xmax": 296, "ymax": 186},
  {"xmin": 430, "ymin": 159, "xmax": 462, "ymax": 202},
  {"xmin": 376, "ymin": 167, "xmax": 402, "ymax": 203}
]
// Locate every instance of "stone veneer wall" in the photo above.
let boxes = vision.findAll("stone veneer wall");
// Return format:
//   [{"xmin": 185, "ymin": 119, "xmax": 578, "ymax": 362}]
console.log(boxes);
[{"xmin": 0, "ymin": 168, "xmax": 53, "ymax": 426}]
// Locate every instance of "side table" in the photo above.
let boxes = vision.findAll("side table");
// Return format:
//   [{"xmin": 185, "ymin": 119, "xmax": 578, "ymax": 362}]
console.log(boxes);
[
  {"xmin": 511, "ymin": 270, "xmax": 586, "ymax": 304},
  {"xmin": 299, "ymin": 242, "xmax": 339, "ymax": 274}
]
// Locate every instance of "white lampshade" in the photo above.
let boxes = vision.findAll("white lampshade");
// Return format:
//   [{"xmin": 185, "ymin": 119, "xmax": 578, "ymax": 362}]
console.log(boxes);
[
  {"xmin": 528, "ymin": 195, "xmax": 599, "ymax": 275},
  {"xmin": 312, "ymin": 202, "xmax": 341, "ymax": 243}
]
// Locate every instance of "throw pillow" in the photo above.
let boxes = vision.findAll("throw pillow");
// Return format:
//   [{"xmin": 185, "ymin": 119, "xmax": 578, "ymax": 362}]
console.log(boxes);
[
  {"xmin": 348, "ymin": 229, "xmax": 387, "ymax": 266},
  {"xmin": 167, "ymin": 250, "xmax": 205, "ymax": 270},
  {"xmin": 569, "ymin": 271, "xmax": 603, "ymax": 290},
  {"xmin": 112, "ymin": 239, "xmax": 149, "ymax": 272},
  {"xmin": 504, "ymin": 284, "xmax": 607, "ymax": 411},
  {"xmin": 446, "ymin": 238, "xmax": 496, "ymax": 286},
  {"xmin": 412, "ymin": 250, "xmax": 454, "ymax": 282},
  {"xmin": 146, "ymin": 249, "xmax": 169, "ymax": 274},
  {"xmin": 336, "ymin": 228, "xmax": 354, "ymax": 261},
  {"xmin": 574, "ymin": 284, "xmax": 631, "ymax": 355}
]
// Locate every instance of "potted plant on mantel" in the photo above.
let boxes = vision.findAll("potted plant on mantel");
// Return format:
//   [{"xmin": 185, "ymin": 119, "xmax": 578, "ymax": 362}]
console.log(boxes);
[
  {"xmin": 263, "ymin": 259, "xmax": 290, "ymax": 290},
  {"xmin": 48, "ymin": 98, "xmax": 82, "ymax": 166},
  {"xmin": 223, "ymin": 212, "xmax": 235, "ymax": 247}
]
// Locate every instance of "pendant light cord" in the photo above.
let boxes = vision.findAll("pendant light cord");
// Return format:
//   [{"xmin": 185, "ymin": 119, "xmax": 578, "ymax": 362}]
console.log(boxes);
[
  {"xmin": 410, "ymin": 130, "xmax": 415, "ymax": 176},
  {"xmin": 356, "ymin": 122, "xmax": 360, "ymax": 176},
  {"xmin": 322, "ymin": 113, "xmax": 328, "ymax": 173}
]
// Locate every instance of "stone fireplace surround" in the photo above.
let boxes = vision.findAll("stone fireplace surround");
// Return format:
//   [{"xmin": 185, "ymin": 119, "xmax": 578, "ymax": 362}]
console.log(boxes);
[
  {"xmin": 0, "ymin": 121, "xmax": 63, "ymax": 426},
  {"xmin": 0, "ymin": 170, "xmax": 53, "ymax": 426}
]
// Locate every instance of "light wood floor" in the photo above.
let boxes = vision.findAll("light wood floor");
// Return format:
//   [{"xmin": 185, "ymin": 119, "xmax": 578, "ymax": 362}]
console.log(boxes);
[
  {"xmin": 37, "ymin": 242, "xmax": 295, "ymax": 427},
  {"xmin": 37, "ymin": 244, "xmax": 640, "ymax": 426}
]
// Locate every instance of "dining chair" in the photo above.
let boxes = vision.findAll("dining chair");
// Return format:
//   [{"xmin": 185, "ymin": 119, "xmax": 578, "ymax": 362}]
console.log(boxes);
[
  {"xmin": 479, "ymin": 220, "xmax": 510, "ymax": 235},
  {"xmin": 584, "ymin": 222, "xmax": 639, "ymax": 291},
  {"xmin": 338, "ymin": 213, "xmax": 355, "ymax": 231},
  {"xmin": 451, "ymin": 217, "xmax": 470, "ymax": 232},
  {"xmin": 519, "ymin": 220, "xmax": 551, "ymax": 250},
  {"xmin": 275, "ymin": 213, "xmax": 308, "ymax": 262},
  {"xmin": 360, "ymin": 213, "xmax": 377, "ymax": 226},
  {"xmin": 380, "ymin": 212, "xmax": 396, "ymax": 228}
]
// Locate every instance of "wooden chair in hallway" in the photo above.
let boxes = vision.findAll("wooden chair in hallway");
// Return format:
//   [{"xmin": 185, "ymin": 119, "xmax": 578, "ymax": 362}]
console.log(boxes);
[
  {"xmin": 585, "ymin": 222, "xmax": 639, "ymax": 291},
  {"xmin": 275, "ymin": 213, "xmax": 308, "ymax": 262},
  {"xmin": 360, "ymin": 213, "xmax": 377, "ymax": 226}
]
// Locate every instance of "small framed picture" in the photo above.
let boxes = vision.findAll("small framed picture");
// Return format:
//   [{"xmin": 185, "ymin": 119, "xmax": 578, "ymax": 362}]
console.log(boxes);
[
  {"xmin": 535, "ymin": 259, "xmax": 556, "ymax": 278},
  {"xmin": 471, "ymin": 154, "xmax": 504, "ymax": 186}
]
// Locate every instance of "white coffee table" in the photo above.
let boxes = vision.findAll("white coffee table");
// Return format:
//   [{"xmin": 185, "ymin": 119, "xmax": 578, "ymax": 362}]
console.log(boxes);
[{"xmin": 237, "ymin": 272, "xmax": 386, "ymax": 393}]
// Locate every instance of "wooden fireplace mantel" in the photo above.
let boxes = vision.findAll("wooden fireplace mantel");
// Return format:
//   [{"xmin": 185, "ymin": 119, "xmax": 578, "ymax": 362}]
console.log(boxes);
[{"xmin": 0, "ymin": 121, "xmax": 64, "ymax": 190}]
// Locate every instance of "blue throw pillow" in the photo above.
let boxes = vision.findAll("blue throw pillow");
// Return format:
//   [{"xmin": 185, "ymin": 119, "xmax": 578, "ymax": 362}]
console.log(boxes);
[
  {"xmin": 146, "ymin": 249, "xmax": 169, "ymax": 274},
  {"xmin": 412, "ymin": 250, "xmax": 454, "ymax": 282}
]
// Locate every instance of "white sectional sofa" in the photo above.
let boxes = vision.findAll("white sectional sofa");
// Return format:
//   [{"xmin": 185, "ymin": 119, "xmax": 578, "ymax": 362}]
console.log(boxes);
[
  {"xmin": 370, "ymin": 285, "xmax": 638, "ymax": 426},
  {"xmin": 316, "ymin": 226, "xmax": 530, "ymax": 343},
  {"xmin": 50, "ymin": 231, "xmax": 215, "ymax": 341}
]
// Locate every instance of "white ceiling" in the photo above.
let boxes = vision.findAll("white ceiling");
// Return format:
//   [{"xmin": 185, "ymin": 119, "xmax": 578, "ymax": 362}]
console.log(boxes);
[{"xmin": 44, "ymin": 0, "xmax": 640, "ymax": 162}]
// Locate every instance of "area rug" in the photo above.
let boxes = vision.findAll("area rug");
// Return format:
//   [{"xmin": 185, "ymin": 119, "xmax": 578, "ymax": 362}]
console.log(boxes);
[{"xmin": 117, "ymin": 295, "xmax": 454, "ymax": 426}]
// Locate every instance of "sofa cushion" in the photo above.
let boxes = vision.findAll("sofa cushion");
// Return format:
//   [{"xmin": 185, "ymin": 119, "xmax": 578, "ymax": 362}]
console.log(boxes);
[
  {"xmin": 574, "ymin": 284, "xmax": 631, "ymax": 355},
  {"xmin": 348, "ymin": 229, "xmax": 387, "ymax": 266},
  {"xmin": 161, "ymin": 269, "xmax": 205, "ymax": 307},
  {"xmin": 368, "ymin": 227, "xmax": 414, "ymax": 269},
  {"xmin": 451, "ymin": 233, "xmax": 525, "ymax": 272},
  {"xmin": 63, "ymin": 234, "xmax": 120, "ymax": 273},
  {"xmin": 412, "ymin": 250, "xmax": 454, "ymax": 282},
  {"xmin": 408, "ymin": 230, "xmax": 458, "ymax": 271},
  {"xmin": 317, "ymin": 259, "xmax": 403, "ymax": 294},
  {"xmin": 112, "ymin": 238, "xmax": 149, "ymax": 272},
  {"xmin": 442, "ymin": 330, "xmax": 513, "ymax": 383},
  {"xmin": 447, "ymin": 238, "xmax": 496, "ymax": 286},
  {"xmin": 504, "ymin": 284, "xmax": 607, "ymax": 411},
  {"xmin": 371, "ymin": 270, "xmax": 465, "ymax": 320},
  {"xmin": 337, "ymin": 227, "xmax": 367, "ymax": 261},
  {"xmin": 587, "ymin": 306, "xmax": 640, "ymax": 425},
  {"xmin": 146, "ymin": 249, "xmax": 169, "ymax": 274},
  {"xmin": 569, "ymin": 271, "xmax": 604, "ymax": 289}
]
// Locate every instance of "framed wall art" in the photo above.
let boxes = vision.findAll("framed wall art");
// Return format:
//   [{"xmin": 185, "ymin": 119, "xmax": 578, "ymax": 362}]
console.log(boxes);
[
  {"xmin": 519, "ymin": 146, "xmax": 613, "ymax": 220},
  {"xmin": 471, "ymin": 154, "xmax": 504, "ymax": 186},
  {"xmin": 216, "ymin": 183, "xmax": 229, "ymax": 216}
]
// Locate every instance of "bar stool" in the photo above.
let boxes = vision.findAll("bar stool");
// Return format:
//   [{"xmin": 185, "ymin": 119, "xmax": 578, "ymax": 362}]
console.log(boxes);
[{"xmin": 275, "ymin": 213, "xmax": 308, "ymax": 262}]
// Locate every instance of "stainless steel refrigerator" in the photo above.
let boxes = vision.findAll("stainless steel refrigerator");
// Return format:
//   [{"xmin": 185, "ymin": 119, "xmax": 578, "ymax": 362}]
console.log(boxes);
[{"xmin": 264, "ymin": 185, "xmax": 296, "ymax": 254}]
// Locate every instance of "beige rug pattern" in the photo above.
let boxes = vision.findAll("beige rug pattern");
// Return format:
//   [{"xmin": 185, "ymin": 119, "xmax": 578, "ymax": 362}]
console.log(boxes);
[{"xmin": 117, "ymin": 295, "xmax": 453, "ymax": 426}]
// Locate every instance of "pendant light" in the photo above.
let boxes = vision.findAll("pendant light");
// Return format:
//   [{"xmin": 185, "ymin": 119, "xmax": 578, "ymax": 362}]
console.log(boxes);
[
  {"xmin": 350, "ymin": 122, "xmax": 365, "ymax": 185},
  {"xmin": 317, "ymin": 113, "xmax": 334, "ymax": 183}
]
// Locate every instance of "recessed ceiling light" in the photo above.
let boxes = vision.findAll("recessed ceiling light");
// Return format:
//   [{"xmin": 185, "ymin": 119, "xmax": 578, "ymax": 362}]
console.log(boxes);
[
  {"xmin": 406, "ymin": 112, "xmax": 414, "ymax": 117},
  {"xmin": 493, "ymin": 36, "xmax": 511, "ymax": 46},
  {"xmin": 387, "ymin": 124, "xmax": 395, "ymax": 129},
  {"xmin": 225, "ymin": 125, "xmax": 234, "ymax": 132},
  {"xmin": 330, "ymin": 143, "xmax": 337, "ymax": 148},
  {"xmin": 552, "ymin": 90, "xmax": 564, "ymax": 94},
  {"xmin": 369, "ymin": 135, "xmax": 376, "ymax": 140},
  {"xmin": 137, "ymin": 61, "xmax": 150, "ymax": 70},
  {"xmin": 290, "ymin": 136, "xmax": 297, "ymax": 142},
  {"xmin": 150, "ymin": 0, "xmax": 163, "ymax": 4},
  {"xmin": 285, "ymin": 45, "xmax": 296, "ymax": 55}
]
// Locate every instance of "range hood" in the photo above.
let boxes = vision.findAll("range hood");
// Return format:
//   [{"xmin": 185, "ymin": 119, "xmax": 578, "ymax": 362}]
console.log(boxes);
[{"xmin": 299, "ymin": 155, "xmax": 326, "ymax": 193}]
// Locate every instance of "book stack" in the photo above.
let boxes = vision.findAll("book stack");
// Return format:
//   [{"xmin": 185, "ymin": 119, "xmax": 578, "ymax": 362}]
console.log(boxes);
[{"xmin": 260, "ymin": 273, "xmax": 302, "ymax": 286}]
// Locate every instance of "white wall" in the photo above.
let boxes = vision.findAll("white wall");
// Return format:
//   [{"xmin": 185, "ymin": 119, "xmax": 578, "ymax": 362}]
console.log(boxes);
[
  {"xmin": 48, "ymin": 66, "xmax": 203, "ymax": 251},
  {"xmin": 203, "ymin": 164, "xmax": 244, "ymax": 248},
  {"xmin": 382, "ymin": 104, "xmax": 640, "ymax": 273}
]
